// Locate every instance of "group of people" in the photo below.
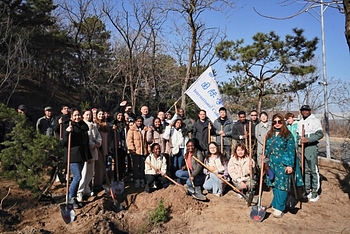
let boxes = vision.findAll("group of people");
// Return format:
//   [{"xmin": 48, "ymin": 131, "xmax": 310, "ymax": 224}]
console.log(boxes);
[{"xmin": 9, "ymin": 101, "xmax": 323, "ymax": 218}]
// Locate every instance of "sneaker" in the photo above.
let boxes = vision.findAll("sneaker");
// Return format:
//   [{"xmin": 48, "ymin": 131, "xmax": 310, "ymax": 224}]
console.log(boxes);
[
  {"xmin": 145, "ymin": 185, "xmax": 152, "ymax": 193},
  {"xmin": 152, "ymin": 182, "xmax": 157, "ymax": 189},
  {"xmin": 135, "ymin": 179, "xmax": 140, "ymax": 188},
  {"xmin": 140, "ymin": 179, "xmax": 145, "ymax": 188},
  {"xmin": 77, "ymin": 192, "xmax": 83, "ymax": 202},
  {"xmin": 273, "ymin": 209, "xmax": 283, "ymax": 218},
  {"xmin": 237, "ymin": 194, "xmax": 243, "ymax": 199},
  {"xmin": 309, "ymin": 193, "xmax": 320, "ymax": 202},
  {"xmin": 214, "ymin": 193, "xmax": 222, "ymax": 197}
]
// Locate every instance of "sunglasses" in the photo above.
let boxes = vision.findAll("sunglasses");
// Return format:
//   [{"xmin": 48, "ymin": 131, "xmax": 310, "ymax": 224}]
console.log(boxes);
[{"xmin": 273, "ymin": 120, "xmax": 283, "ymax": 125}]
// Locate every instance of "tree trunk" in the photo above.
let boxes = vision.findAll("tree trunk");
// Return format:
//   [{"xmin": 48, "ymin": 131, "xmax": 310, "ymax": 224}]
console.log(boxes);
[{"xmin": 344, "ymin": 1, "xmax": 350, "ymax": 50}]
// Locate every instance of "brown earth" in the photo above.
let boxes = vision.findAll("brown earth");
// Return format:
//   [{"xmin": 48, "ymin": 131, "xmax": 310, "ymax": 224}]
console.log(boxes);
[{"xmin": 0, "ymin": 158, "xmax": 350, "ymax": 234}]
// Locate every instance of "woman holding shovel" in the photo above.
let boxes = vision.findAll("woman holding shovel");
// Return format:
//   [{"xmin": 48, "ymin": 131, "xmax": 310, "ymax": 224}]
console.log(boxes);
[
  {"xmin": 144, "ymin": 143, "xmax": 169, "ymax": 193},
  {"xmin": 63, "ymin": 108, "xmax": 92, "ymax": 208},
  {"xmin": 175, "ymin": 140, "xmax": 205, "ymax": 198},
  {"xmin": 203, "ymin": 142, "xmax": 228, "ymax": 197},
  {"xmin": 264, "ymin": 113, "xmax": 295, "ymax": 218},
  {"xmin": 228, "ymin": 143, "xmax": 255, "ymax": 199}
]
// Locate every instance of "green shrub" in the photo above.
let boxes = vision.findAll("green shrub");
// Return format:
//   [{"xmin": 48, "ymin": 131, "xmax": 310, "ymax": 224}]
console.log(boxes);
[
  {"xmin": 0, "ymin": 104, "xmax": 63, "ymax": 196},
  {"xmin": 148, "ymin": 198, "xmax": 169, "ymax": 226}
]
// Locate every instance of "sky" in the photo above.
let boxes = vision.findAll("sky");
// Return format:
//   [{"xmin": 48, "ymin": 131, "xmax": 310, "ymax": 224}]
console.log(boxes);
[{"xmin": 209, "ymin": 0, "xmax": 350, "ymax": 85}]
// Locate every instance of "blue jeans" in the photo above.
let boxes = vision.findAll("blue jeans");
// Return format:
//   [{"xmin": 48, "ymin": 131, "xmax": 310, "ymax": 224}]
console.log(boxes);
[
  {"xmin": 203, "ymin": 173, "xmax": 222, "ymax": 194},
  {"xmin": 175, "ymin": 169, "xmax": 191, "ymax": 186},
  {"xmin": 69, "ymin": 162, "xmax": 83, "ymax": 198},
  {"xmin": 173, "ymin": 148, "xmax": 184, "ymax": 171}
]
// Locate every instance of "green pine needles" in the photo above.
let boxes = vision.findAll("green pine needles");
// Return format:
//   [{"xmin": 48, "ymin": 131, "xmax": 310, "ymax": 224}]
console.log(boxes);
[
  {"xmin": 0, "ymin": 104, "xmax": 63, "ymax": 196},
  {"xmin": 148, "ymin": 198, "xmax": 170, "ymax": 226}
]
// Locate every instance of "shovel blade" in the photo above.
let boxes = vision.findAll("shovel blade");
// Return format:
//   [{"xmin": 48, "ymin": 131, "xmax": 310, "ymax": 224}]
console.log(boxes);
[
  {"xmin": 59, "ymin": 204, "xmax": 75, "ymax": 224},
  {"xmin": 246, "ymin": 191, "xmax": 255, "ymax": 207},
  {"xmin": 112, "ymin": 181, "xmax": 125, "ymax": 195},
  {"xmin": 250, "ymin": 205, "xmax": 266, "ymax": 222}
]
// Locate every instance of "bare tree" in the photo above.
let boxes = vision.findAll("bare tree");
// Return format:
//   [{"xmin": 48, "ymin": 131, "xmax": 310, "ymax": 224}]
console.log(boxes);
[
  {"xmin": 165, "ymin": 0, "xmax": 234, "ymax": 110},
  {"xmin": 0, "ymin": 5, "xmax": 30, "ymax": 105}
]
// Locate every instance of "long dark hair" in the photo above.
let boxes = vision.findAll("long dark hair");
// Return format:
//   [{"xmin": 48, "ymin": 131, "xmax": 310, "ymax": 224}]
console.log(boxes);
[
  {"xmin": 153, "ymin": 117, "xmax": 164, "ymax": 133},
  {"xmin": 205, "ymin": 141, "xmax": 227, "ymax": 165},
  {"xmin": 267, "ymin": 113, "xmax": 291, "ymax": 139}
]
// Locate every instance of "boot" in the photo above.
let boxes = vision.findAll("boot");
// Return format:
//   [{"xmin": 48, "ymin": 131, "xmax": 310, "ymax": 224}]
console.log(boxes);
[
  {"xmin": 135, "ymin": 179, "xmax": 140, "ymax": 188},
  {"xmin": 140, "ymin": 179, "xmax": 145, "ymax": 188},
  {"xmin": 192, "ymin": 186, "xmax": 207, "ymax": 201}
]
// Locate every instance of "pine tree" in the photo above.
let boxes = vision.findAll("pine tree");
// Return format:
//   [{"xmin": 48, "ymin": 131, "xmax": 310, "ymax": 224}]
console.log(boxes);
[{"xmin": 0, "ymin": 104, "xmax": 63, "ymax": 196}]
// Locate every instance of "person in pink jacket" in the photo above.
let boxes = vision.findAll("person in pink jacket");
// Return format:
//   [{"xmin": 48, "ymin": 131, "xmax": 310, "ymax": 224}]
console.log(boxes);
[{"xmin": 228, "ymin": 143, "xmax": 255, "ymax": 198}]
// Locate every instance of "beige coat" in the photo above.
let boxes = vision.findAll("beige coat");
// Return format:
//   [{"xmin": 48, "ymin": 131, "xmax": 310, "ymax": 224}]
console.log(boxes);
[
  {"xmin": 145, "ymin": 153, "xmax": 167, "ymax": 175},
  {"xmin": 228, "ymin": 156, "xmax": 254, "ymax": 183},
  {"xmin": 146, "ymin": 127, "xmax": 170, "ymax": 154},
  {"xmin": 126, "ymin": 124, "xmax": 148, "ymax": 155},
  {"xmin": 84, "ymin": 120, "xmax": 102, "ymax": 161}
]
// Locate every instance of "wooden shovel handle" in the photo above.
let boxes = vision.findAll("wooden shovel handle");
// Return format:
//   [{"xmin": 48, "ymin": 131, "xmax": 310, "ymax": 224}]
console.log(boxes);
[
  {"xmin": 220, "ymin": 125, "xmax": 224, "ymax": 154},
  {"xmin": 301, "ymin": 124, "xmax": 305, "ymax": 176},
  {"xmin": 192, "ymin": 155, "xmax": 245, "ymax": 197},
  {"xmin": 65, "ymin": 122, "xmax": 72, "ymax": 205},
  {"xmin": 248, "ymin": 122, "xmax": 253, "ymax": 180},
  {"xmin": 258, "ymin": 135, "xmax": 266, "ymax": 201},
  {"xmin": 144, "ymin": 161, "xmax": 185, "ymax": 190}
]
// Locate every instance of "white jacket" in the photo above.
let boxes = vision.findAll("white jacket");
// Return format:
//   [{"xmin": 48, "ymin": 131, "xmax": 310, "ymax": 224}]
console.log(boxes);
[
  {"xmin": 84, "ymin": 120, "xmax": 102, "ymax": 161},
  {"xmin": 163, "ymin": 126, "xmax": 188, "ymax": 155},
  {"xmin": 145, "ymin": 153, "xmax": 167, "ymax": 175}
]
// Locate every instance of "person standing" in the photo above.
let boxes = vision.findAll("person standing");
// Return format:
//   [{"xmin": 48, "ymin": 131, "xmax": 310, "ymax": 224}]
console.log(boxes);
[
  {"xmin": 264, "ymin": 113, "xmax": 295, "ymax": 218},
  {"xmin": 163, "ymin": 118, "xmax": 189, "ymax": 177},
  {"xmin": 297, "ymin": 105, "xmax": 323, "ymax": 202},
  {"xmin": 56, "ymin": 105, "xmax": 70, "ymax": 138},
  {"xmin": 255, "ymin": 111, "xmax": 271, "ymax": 168},
  {"xmin": 36, "ymin": 106, "xmax": 58, "ymax": 137},
  {"xmin": 63, "ymin": 108, "xmax": 92, "ymax": 208},
  {"xmin": 77, "ymin": 109, "xmax": 102, "ymax": 201},
  {"xmin": 232, "ymin": 111, "xmax": 249, "ymax": 145},
  {"xmin": 213, "ymin": 107, "xmax": 233, "ymax": 158},
  {"xmin": 249, "ymin": 110, "xmax": 259, "ymax": 162},
  {"xmin": 112, "ymin": 111, "xmax": 128, "ymax": 182},
  {"xmin": 140, "ymin": 105, "xmax": 154, "ymax": 127},
  {"xmin": 126, "ymin": 116, "xmax": 149, "ymax": 188},
  {"xmin": 285, "ymin": 112, "xmax": 298, "ymax": 144},
  {"xmin": 192, "ymin": 110, "xmax": 212, "ymax": 154},
  {"xmin": 17, "ymin": 104, "xmax": 33, "ymax": 124}
]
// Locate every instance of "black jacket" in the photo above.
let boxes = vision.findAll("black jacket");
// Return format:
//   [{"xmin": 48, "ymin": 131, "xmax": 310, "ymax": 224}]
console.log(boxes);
[{"xmin": 63, "ymin": 121, "xmax": 92, "ymax": 163}]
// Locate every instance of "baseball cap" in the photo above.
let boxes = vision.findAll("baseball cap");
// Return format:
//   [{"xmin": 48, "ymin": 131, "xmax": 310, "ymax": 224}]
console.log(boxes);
[
  {"xmin": 18, "ymin": 104, "xmax": 27, "ymax": 110},
  {"xmin": 300, "ymin": 105, "xmax": 311, "ymax": 111},
  {"xmin": 44, "ymin": 106, "xmax": 53, "ymax": 111}
]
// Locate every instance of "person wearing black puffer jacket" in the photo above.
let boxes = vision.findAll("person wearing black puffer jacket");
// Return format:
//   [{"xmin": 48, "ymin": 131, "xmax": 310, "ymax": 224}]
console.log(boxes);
[{"xmin": 63, "ymin": 108, "xmax": 92, "ymax": 208}]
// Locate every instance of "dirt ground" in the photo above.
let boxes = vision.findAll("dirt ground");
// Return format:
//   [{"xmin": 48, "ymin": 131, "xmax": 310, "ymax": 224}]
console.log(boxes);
[{"xmin": 0, "ymin": 158, "xmax": 350, "ymax": 234}]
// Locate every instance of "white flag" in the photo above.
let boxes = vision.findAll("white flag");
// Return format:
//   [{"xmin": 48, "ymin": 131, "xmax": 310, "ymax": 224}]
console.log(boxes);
[{"xmin": 185, "ymin": 67, "xmax": 223, "ymax": 122}]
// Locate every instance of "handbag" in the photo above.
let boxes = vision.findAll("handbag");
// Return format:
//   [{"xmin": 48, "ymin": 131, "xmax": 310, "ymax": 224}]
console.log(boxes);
[{"xmin": 285, "ymin": 173, "xmax": 299, "ymax": 211}]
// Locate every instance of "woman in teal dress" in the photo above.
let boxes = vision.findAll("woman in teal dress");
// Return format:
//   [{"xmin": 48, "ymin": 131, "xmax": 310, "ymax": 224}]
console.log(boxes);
[{"xmin": 264, "ymin": 113, "xmax": 295, "ymax": 218}]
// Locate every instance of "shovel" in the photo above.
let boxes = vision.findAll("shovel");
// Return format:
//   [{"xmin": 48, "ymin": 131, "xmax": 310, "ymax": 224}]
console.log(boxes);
[
  {"xmin": 250, "ymin": 135, "xmax": 267, "ymax": 222},
  {"xmin": 145, "ymin": 161, "xmax": 187, "ymax": 193},
  {"xmin": 247, "ymin": 121, "xmax": 255, "ymax": 206},
  {"xmin": 192, "ymin": 156, "xmax": 250, "ymax": 202},
  {"xmin": 101, "ymin": 154, "xmax": 123, "ymax": 212},
  {"xmin": 60, "ymin": 122, "xmax": 75, "ymax": 224},
  {"xmin": 113, "ymin": 129, "xmax": 125, "ymax": 194},
  {"xmin": 184, "ymin": 157, "xmax": 207, "ymax": 201}
]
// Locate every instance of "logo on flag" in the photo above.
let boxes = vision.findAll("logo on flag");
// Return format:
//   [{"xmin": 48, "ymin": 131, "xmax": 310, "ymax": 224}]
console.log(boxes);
[{"xmin": 185, "ymin": 67, "xmax": 223, "ymax": 122}]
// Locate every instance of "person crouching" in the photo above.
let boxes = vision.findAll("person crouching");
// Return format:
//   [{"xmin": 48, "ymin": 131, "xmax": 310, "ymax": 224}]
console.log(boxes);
[{"xmin": 144, "ymin": 143, "xmax": 169, "ymax": 193}]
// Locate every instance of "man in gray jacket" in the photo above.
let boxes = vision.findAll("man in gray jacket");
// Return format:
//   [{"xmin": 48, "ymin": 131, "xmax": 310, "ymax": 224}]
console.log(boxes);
[{"xmin": 213, "ymin": 107, "xmax": 233, "ymax": 158}]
